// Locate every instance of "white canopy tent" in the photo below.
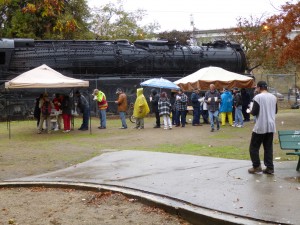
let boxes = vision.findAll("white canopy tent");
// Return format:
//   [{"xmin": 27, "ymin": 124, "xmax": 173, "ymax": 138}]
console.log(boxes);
[
  {"xmin": 4, "ymin": 64, "xmax": 90, "ymax": 138},
  {"xmin": 174, "ymin": 66, "xmax": 254, "ymax": 91},
  {"xmin": 5, "ymin": 64, "xmax": 89, "ymax": 89}
]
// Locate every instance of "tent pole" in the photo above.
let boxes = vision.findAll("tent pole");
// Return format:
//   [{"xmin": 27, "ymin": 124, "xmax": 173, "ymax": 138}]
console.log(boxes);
[
  {"xmin": 88, "ymin": 91, "xmax": 92, "ymax": 135},
  {"xmin": 71, "ymin": 89, "xmax": 75, "ymax": 130},
  {"xmin": 6, "ymin": 95, "xmax": 11, "ymax": 139}
]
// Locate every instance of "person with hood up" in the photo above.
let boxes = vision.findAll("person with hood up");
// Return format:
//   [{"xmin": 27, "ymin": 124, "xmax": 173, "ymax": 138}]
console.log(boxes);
[
  {"xmin": 150, "ymin": 89, "xmax": 161, "ymax": 128},
  {"xmin": 93, "ymin": 89, "xmax": 108, "ymax": 129},
  {"xmin": 133, "ymin": 88, "xmax": 150, "ymax": 129},
  {"xmin": 158, "ymin": 92, "xmax": 172, "ymax": 130},
  {"xmin": 220, "ymin": 87, "xmax": 233, "ymax": 126}
]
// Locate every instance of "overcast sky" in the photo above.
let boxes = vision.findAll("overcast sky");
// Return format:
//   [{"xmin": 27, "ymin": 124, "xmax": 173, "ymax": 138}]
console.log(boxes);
[{"xmin": 87, "ymin": 0, "xmax": 295, "ymax": 32}]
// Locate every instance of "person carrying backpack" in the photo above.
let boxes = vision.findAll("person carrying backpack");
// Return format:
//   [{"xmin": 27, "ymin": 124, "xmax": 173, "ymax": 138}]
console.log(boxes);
[{"xmin": 37, "ymin": 93, "xmax": 54, "ymax": 134}]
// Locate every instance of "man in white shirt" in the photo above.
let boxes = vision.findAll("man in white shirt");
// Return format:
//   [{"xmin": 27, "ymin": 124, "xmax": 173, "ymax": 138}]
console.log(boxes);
[{"xmin": 248, "ymin": 81, "xmax": 277, "ymax": 174}]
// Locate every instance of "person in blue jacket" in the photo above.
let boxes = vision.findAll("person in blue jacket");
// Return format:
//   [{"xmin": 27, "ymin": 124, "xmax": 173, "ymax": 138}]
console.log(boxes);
[{"xmin": 220, "ymin": 87, "xmax": 233, "ymax": 126}]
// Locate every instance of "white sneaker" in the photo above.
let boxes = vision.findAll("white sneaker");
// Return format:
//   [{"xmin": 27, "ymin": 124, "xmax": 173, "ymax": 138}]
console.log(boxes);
[
  {"xmin": 232, "ymin": 124, "xmax": 237, "ymax": 127},
  {"xmin": 237, "ymin": 125, "xmax": 244, "ymax": 128}
]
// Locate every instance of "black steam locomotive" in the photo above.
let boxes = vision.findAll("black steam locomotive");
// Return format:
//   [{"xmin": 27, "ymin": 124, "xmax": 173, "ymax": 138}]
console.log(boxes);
[
  {"xmin": 0, "ymin": 38, "xmax": 246, "ymax": 78},
  {"xmin": 0, "ymin": 38, "xmax": 247, "ymax": 118}
]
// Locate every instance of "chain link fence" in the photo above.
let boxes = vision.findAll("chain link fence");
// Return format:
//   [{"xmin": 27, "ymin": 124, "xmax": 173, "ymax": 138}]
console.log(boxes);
[
  {"xmin": 255, "ymin": 74, "xmax": 296, "ymax": 94},
  {"xmin": 254, "ymin": 74, "xmax": 298, "ymax": 107}
]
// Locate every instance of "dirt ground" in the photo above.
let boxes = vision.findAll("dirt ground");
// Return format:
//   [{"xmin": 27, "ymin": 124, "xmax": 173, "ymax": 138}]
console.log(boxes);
[
  {"xmin": 0, "ymin": 187, "xmax": 189, "ymax": 225},
  {"xmin": 0, "ymin": 105, "xmax": 299, "ymax": 225}
]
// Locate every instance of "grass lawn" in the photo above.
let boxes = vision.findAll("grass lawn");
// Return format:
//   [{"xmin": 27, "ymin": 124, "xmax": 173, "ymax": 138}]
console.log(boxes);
[{"xmin": 0, "ymin": 109, "xmax": 299, "ymax": 179}]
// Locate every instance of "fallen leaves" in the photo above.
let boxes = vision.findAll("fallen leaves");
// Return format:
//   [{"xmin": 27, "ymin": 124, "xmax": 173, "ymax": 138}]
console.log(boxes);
[{"xmin": 85, "ymin": 191, "xmax": 113, "ymax": 205}]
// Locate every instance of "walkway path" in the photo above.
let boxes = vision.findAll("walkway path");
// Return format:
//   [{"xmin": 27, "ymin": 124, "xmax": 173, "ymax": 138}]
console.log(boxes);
[{"xmin": 5, "ymin": 150, "xmax": 300, "ymax": 225}]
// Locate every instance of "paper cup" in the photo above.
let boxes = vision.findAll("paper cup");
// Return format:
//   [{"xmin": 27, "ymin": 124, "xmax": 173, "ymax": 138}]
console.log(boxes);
[
  {"xmin": 214, "ymin": 97, "xmax": 218, "ymax": 101},
  {"xmin": 208, "ymin": 97, "xmax": 211, "ymax": 102}
]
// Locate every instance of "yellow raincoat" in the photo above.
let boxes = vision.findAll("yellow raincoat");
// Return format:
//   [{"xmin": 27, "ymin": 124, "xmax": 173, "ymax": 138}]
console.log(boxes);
[{"xmin": 133, "ymin": 88, "xmax": 150, "ymax": 118}]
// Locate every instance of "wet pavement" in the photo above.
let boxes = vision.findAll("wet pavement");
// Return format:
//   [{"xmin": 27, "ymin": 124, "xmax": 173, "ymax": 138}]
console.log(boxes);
[{"xmin": 4, "ymin": 150, "xmax": 300, "ymax": 225}]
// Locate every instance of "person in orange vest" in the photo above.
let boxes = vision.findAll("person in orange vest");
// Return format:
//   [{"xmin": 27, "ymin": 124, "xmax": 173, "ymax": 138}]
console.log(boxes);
[{"xmin": 93, "ymin": 89, "xmax": 108, "ymax": 129}]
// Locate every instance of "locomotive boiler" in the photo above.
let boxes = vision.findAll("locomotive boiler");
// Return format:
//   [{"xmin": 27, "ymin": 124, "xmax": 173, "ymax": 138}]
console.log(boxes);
[
  {"xmin": 0, "ymin": 38, "xmax": 247, "ymax": 118},
  {"xmin": 0, "ymin": 38, "xmax": 246, "ymax": 79}
]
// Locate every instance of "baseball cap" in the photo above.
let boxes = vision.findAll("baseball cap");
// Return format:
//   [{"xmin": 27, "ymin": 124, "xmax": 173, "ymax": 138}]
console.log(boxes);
[
  {"xmin": 93, "ymin": 89, "xmax": 99, "ymax": 95},
  {"xmin": 116, "ymin": 88, "xmax": 122, "ymax": 94}
]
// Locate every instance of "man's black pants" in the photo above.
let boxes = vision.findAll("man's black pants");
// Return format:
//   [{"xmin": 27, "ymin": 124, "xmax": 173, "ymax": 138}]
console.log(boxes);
[
  {"xmin": 249, "ymin": 132, "xmax": 274, "ymax": 169},
  {"xmin": 155, "ymin": 111, "xmax": 160, "ymax": 127}
]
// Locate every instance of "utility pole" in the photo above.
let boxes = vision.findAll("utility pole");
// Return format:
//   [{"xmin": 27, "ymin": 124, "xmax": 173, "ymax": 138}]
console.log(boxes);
[{"xmin": 190, "ymin": 14, "xmax": 196, "ymax": 46}]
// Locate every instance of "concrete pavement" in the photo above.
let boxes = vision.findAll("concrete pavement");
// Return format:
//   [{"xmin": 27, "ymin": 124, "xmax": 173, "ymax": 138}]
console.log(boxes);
[{"xmin": 3, "ymin": 150, "xmax": 300, "ymax": 225}]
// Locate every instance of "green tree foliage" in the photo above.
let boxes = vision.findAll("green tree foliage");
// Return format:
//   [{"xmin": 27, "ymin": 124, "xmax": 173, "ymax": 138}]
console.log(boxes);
[
  {"xmin": 0, "ymin": 0, "xmax": 93, "ymax": 39},
  {"xmin": 0, "ymin": 0, "xmax": 160, "ymax": 41},
  {"xmin": 157, "ymin": 30, "xmax": 192, "ymax": 45},
  {"xmin": 90, "ymin": 1, "xmax": 160, "ymax": 42}
]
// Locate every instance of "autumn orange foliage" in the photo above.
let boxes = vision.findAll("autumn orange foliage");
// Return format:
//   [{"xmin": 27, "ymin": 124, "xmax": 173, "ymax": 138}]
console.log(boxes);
[{"xmin": 265, "ymin": 1, "xmax": 300, "ymax": 65}]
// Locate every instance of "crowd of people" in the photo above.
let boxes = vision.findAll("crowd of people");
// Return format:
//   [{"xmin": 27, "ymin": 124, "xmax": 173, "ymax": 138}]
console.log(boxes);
[
  {"xmin": 34, "ymin": 92, "xmax": 73, "ymax": 134},
  {"xmin": 33, "ymin": 81, "xmax": 278, "ymax": 174},
  {"xmin": 33, "ymin": 85, "xmax": 255, "ymax": 133}
]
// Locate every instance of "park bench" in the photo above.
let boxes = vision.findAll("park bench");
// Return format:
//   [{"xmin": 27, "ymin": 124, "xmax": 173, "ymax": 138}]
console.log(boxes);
[{"xmin": 278, "ymin": 130, "xmax": 300, "ymax": 171}]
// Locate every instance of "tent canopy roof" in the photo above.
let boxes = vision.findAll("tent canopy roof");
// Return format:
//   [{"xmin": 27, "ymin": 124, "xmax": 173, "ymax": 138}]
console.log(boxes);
[
  {"xmin": 5, "ymin": 64, "xmax": 89, "ymax": 89},
  {"xmin": 174, "ymin": 66, "xmax": 254, "ymax": 91}
]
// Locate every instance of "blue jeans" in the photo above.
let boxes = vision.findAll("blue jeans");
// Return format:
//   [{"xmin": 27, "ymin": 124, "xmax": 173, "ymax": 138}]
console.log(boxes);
[
  {"xmin": 176, "ymin": 110, "xmax": 186, "ymax": 126},
  {"xmin": 192, "ymin": 107, "xmax": 200, "ymax": 125},
  {"xmin": 234, "ymin": 105, "xmax": 243, "ymax": 126},
  {"xmin": 81, "ymin": 106, "xmax": 89, "ymax": 129},
  {"xmin": 171, "ymin": 109, "xmax": 176, "ymax": 125},
  {"xmin": 201, "ymin": 110, "xmax": 209, "ymax": 123},
  {"xmin": 208, "ymin": 110, "xmax": 219, "ymax": 129},
  {"xmin": 99, "ymin": 109, "xmax": 107, "ymax": 128},
  {"xmin": 119, "ymin": 111, "xmax": 127, "ymax": 128}
]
